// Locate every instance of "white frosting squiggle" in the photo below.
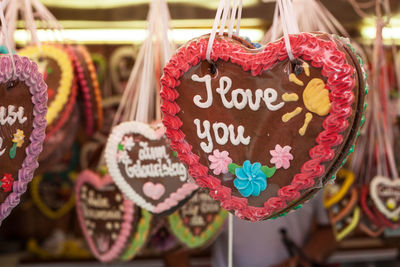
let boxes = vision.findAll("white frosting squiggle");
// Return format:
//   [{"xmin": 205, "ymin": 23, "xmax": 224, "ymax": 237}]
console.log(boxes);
[{"xmin": 194, "ymin": 119, "xmax": 250, "ymax": 153}]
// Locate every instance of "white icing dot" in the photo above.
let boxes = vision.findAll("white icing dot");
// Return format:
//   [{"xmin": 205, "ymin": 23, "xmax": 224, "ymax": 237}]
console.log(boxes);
[
  {"xmin": 82, "ymin": 186, "xmax": 87, "ymax": 192},
  {"xmin": 89, "ymin": 190, "xmax": 94, "ymax": 197},
  {"xmin": 106, "ymin": 222, "xmax": 112, "ymax": 230},
  {"xmin": 114, "ymin": 222, "xmax": 120, "ymax": 229},
  {"xmin": 88, "ymin": 230, "xmax": 93, "ymax": 236},
  {"xmin": 111, "ymin": 233, "xmax": 117, "ymax": 240},
  {"xmin": 115, "ymin": 194, "xmax": 121, "ymax": 202},
  {"xmin": 119, "ymin": 204, "xmax": 124, "ymax": 211}
]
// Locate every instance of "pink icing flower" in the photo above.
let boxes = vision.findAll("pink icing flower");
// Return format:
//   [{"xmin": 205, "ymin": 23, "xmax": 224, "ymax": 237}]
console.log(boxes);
[
  {"xmin": 208, "ymin": 149, "xmax": 232, "ymax": 175},
  {"xmin": 270, "ymin": 144, "xmax": 294, "ymax": 169}
]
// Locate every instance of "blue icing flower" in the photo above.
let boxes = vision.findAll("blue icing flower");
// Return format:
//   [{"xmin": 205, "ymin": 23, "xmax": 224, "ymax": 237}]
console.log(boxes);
[{"xmin": 233, "ymin": 160, "xmax": 267, "ymax": 197}]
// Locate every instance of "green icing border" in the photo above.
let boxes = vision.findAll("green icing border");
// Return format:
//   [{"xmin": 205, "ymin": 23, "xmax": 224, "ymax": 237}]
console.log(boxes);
[
  {"xmin": 120, "ymin": 209, "xmax": 152, "ymax": 261},
  {"xmin": 168, "ymin": 208, "xmax": 228, "ymax": 249}
]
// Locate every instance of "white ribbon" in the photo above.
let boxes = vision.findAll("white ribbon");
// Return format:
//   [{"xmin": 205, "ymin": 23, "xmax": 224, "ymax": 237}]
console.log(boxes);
[
  {"xmin": 0, "ymin": 0, "xmax": 16, "ymax": 77},
  {"xmin": 206, "ymin": 0, "xmax": 243, "ymax": 62}
]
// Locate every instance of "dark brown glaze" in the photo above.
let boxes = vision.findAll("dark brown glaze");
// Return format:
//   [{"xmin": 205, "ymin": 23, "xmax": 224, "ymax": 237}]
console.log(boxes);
[
  {"xmin": 37, "ymin": 105, "xmax": 79, "ymax": 174},
  {"xmin": 268, "ymin": 34, "xmax": 365, "ymax": 218},
  {"xmin": 37, "ymin": 173, "xmax": 74, "ymax": 212},
  {"xmin": 39, "ymin": 57, "xmax": 61, "ymax": 105},
  {"xmin": 178, "ymin": 190, "xmax": 222, "ymax": 235},
  {"xmin": 78, "ymin": 182, "xmax": 133, "ymax": 251},
  {"xmin": 117, "ymin": 134, "xmax": 188, "ymax": 208},
  {"xmin": 0, "ymin": 80, "xmax": 33, "ymax": 203},
  {"xmin": 175, "ymin": 33, "xmax": 363, "ymax": 211}
]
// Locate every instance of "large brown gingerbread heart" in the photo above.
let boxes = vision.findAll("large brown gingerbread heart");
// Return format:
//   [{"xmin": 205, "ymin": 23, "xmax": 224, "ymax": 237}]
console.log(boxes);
[{"xmin": 161, "ymin": 32, "xmax": 366, "ymax": 221}]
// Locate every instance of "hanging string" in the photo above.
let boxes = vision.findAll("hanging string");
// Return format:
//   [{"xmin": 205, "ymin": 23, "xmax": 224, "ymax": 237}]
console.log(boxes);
[
  {"xmin": 277, "ymin": 0, "xmax": 299, "ymax": 62},
  {"xmin": 228, "ymin": 213, "xmax": 233, "ymax": 267},
  {"xmin": 23, "ymin": 0, "xmax": 41, "ymax": 50},
  {"xmin": 206, "ymin": 0, "xmax": 243, "ymax": 62},
  {"xmin": 206, "ymin": 0, "xmax": 226, "ymax": 62},
  {"xmin": 227, "ymin": 0, "xmax": 238, "ymax": 38},
  {"xmin": 0, "ymin": 0, "xmax": 16, "ymax": 77},
  {"xmin": 236, "ymin": 0, "xmax": 242, "ymax": 35}
]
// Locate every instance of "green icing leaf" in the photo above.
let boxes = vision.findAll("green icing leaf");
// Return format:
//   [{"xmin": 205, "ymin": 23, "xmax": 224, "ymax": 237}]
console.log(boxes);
[
  {"xmin": 117, "ymin": 143, "xmax": 124, "ymax": 151},
  {"xmin": 172, "ymin": 151, "xmax": 177, "ymax": 157},
  {"xmin": 261, "ymin": 166, "xmax": 276, "ymax": 178},
  {"xmin": 228, "ymin": 163, "xmax": 240, "ymax": 175},
  {"xmin": 9, "ymin": 143, "xmax": 17, "ymax": 159}
]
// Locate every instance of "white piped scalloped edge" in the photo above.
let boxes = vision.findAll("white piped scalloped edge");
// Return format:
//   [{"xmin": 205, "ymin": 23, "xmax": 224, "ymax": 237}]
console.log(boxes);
[{"xmin": 105, "ymin": 121, "xmax": 198, "ymax": 214}]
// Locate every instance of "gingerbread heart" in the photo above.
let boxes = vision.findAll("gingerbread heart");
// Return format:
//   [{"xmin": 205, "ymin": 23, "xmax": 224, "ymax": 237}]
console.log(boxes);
[
  {"xmin": 161, "ymin": 33, "xmax": 366, "ymax": 221},
  {"xmin": 76, "ymin": 170, "xmax": 134, "ymax": 262},
  {"xmin": 0, "ymin": 55, "xmax": 47, "ymax": 223},
  {"xmin": 360, "ymin": 185, "xmax": 385, "ymax": 228},
  {"xmin": 31, "ymin": 171, "xmax": 77, "ymax": 219},
  {"xmin": 119, "ymin": 208, "xmax": 153, "ymax": 261},
  {"xmin": 105, "ymin": 121, "xmax": 198, "ymax": 215},
  {"xmin": 332, "ymin": 206, "xmax": 360, "ymax": 241},
  {"xmin": 69, "ymin": 45, "xmax": 103, "ymax": 136},
  {"xmin": 370, "ymin": 176, "xmax": 400, "ymax": 221},
  {"xmin": 323, "ymin": 169, "xmax": 355, "ymax": 209},
  {"xmin": 168, "ymin": 189, "xmax": 227, "ymax": 249},
  {"xmin": 19, "ymin": 45, "xmax": 73, "ymax": 130}
]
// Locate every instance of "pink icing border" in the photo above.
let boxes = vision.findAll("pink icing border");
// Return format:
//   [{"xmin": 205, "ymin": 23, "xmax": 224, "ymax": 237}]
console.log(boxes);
[
  {"xmin": 154, "ymin": 182, "xmax": 198, "ymax": 213},
  {"xmin": 160, "ymin": 33, "xmax": 356, "ymax": 221},
  {"xmin": 75, "ymin": 169, "xmax": 134, "ymax": 262},
  {"xmin": 0, "ymin": 55, "xmax": 48, "ymax": 224}
]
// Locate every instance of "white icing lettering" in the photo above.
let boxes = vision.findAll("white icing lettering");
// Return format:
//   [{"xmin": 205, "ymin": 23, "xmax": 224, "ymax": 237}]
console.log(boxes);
[
  {"xmin": 263, "ymin": 89, "xmax": 285, "ymax": 111},
  {"xmin": 194, "ymin": 119, "xmax": 213, "ymax": 153},
  {"xmin": 212, "ymin": 122, "xmax": 229, "ymax": 145},
  {"xmin": 192, "ymin": 75, "xmax": 284, "ymax": 111},
  {"xmin": 0, "ymin": 105, "xmax": 27, "ymax": 126},
  {"xmin": 194, "ymin": 119, "xmax": 251, "ymax": 153},
  {"xmin": 0, "ymin": 138, "xmax": 5, "ymax": 156},
  {"xmin": 192, "ymin": 74, "xmax": 213, "ymax": 108},
  {"xmin": 216, "ymin": 76, "xmax": 233, "ymax": 108},
  {"xmin": 228, "ymin": 125, "xmax": 250, "ymax": 146},
  {"xmin": 121, "ymin": 141, "xmax": 187, "ymax": 182}
]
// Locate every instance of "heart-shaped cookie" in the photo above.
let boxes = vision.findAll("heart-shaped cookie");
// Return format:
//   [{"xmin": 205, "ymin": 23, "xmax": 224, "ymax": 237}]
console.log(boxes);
[
  {"xmin": 332, "ymin": 206, "xmax": 360, "ymax": 241},
  {"xmin": 19, "ymin": 45, "xmax": 73, "ymax": 130},
  {"xmin": 168, "ymin": 189, "xmax": 227, "ymax": 249},
  {"xmin": 31, "ymin": 171, "xmax": 77, "ymax": 219},
  {"xmin": 370, "ymin": 176, "xmax": 400, "ymax": 222},
  {"xmin": 120, "ymin": 208, "xmax": 153, "ymax": 261},
  {"xmin": 0, "ymin": 55, "xmax": 47, "ymax": 223},
  {"xmin": 76, "ymin": 170, "xmax": 134, "ymax": 262},
  {"xmin": 323, "ymin": 169, "xmax": 355, "ymax": 209},
  {"xmin": 69, "ymin": 45, "xmax": 103, "ymax": 136},
  {"xmin": 105, "ymin": 121, "xmax": 198, "ymax": 215},
  {"xmin": 161, "ymin": 33, "xmax": 366, "ymax": 221}
]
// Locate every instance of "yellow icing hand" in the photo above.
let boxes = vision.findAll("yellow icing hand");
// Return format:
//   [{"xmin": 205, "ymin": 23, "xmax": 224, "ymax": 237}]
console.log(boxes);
[{"xmin": 303, "ymin": 78, "xmax": 331, "ymax": 116}]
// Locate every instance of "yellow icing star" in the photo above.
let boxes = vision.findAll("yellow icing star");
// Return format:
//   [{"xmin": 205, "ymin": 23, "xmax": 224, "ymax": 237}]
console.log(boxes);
[{"xmin": 12, "ymin": 129, "xmax": 25, "ymax": 147}]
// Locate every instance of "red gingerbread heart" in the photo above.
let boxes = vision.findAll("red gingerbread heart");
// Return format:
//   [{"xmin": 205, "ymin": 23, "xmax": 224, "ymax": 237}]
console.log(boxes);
[{"xmin": 161, "ymin": 33, "xmax": 366, "ymax": 221}]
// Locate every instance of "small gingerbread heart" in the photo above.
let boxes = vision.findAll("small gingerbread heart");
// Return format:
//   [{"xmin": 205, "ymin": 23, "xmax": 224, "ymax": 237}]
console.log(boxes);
[
  {"xmin": 168, "ymin": 189, "xmax": 227, "ymax": 249},
  {"xmin": 76, "ymin": 170, "xmax": 134, "ymax": 262},
  {"xmin": 370, "ymin": 176, "xmax": 400, "ymax": 222},
  {"xmin": 31, "ymin": 171, "xmax": 77, "ymax": 219},
  {"xmin": 105, "ymin": 121, "xmax": 198, "ymax": 215}
]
